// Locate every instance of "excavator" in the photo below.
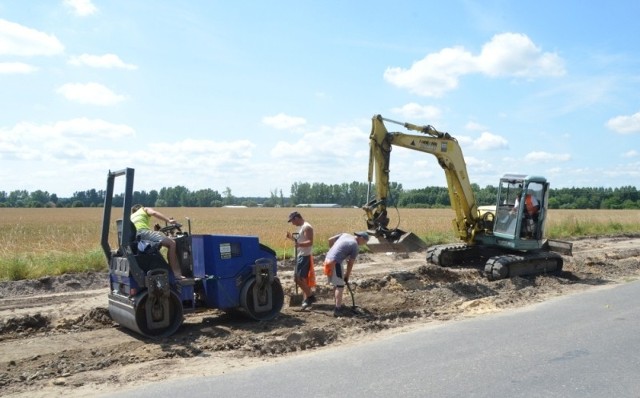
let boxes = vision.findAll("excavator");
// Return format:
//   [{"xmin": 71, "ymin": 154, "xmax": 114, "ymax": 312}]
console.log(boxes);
[{"xmin": 362, "ymin": 114, "xmax": 572, "ymax": 280}]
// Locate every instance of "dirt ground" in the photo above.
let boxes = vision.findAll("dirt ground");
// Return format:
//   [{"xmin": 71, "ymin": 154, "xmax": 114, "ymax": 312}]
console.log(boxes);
[{"xmin": 1, "ymin": 235, "xmax": 640, "ymax": 397}]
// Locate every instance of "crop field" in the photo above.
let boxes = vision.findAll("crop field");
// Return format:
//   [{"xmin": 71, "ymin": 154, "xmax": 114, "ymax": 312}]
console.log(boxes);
[{"xmin": 1, "ymin": 207, "xmax": 639, "ymax": 280}]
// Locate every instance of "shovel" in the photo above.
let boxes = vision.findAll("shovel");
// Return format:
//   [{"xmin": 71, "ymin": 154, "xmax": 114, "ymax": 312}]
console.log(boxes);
[
  {"xmin": 288, "ymin": 232, "xmax": 304, "ymax": 306},
  {"xmin": 345, "ymin": 282, "xmax": 370, "ymax": 318}
]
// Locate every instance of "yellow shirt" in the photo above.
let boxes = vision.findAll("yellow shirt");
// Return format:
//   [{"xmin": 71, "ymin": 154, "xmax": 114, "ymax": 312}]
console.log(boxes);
[{"xmin": 131, "ymin": 208, "xmax": 151, "ymax": 231}]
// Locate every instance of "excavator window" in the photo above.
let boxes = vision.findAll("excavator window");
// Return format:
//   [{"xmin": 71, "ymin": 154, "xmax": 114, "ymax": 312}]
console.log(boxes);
[{"xmin": 494, "ymin": 180, "xmax": 525, "ymax": 237}]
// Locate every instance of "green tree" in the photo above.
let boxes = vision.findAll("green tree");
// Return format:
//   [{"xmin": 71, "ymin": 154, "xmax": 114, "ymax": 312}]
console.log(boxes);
[
  {"xmin": 29, "ymin": 190, "xmax": 50, "ymax": 206},
  {"xmin": 192, "ymin": 188, "xmax": 221, "ymax": 207},
  {"xmin": 8, "ymin": 190, "xmax": 29, "ymax": 207},
  {"xmin": 223, "ymin": 187, "xmax": 235, "ymax": 206},
  {"xmin": 158, "ymin": 186, "xmax": 189, "ymax": 206}
]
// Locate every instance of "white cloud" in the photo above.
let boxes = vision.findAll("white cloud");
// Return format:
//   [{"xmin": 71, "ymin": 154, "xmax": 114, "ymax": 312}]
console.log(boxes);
[
  {"xmin": 606, "ymin": 111, "xmax": 640, "ymax": 134},
  {"xmin": 464, "ymin": 156, "xmax": 493, "ymax": 172},
  {"xmin": 150, "ymin": 139, "xmax": 254, "ymax": 158},
  {"xmin": 53, "ymin": 118, "xmax": 135, "ymax": 139},
  {"xmin": 68, "ymin": 53, "xmax": 137, "ymax": 69},
  {"xmin": 262, "ymin": 113, "xmax": 307, "ymax": 130},
  {"xmin": 0, "ymin": 62, "xmax": 38, "ymax": 74},
  {"xmin": 265, "ymin": 125, "xmax": 370, "ymax": 191},
  {"xmin": 270, "ymin": 125, "xmax": 366, "ymax": 159},
  {"xmin": 384, "ymin": 46, "xmax": 475, "ymax": 97},
  {"xmin": 456, "ymin": 135, "xmax": 474, "ymax": 146},
  {"xmin": 63, "ymin": 0, "xmax": 98, "ymax": 17},
  {"xmin": 0, "ymin": 118, "xmax": 265, "ymax": 195},
  {"xmin": 56, "ymin": 82, "xmax": 126, "ymax": 105},
  {"xmin": 6, "ymin": 118, "xmax": 134, "ymax": 140},
  {"xmin": 465, "ymin": 121, "xmax": 488, "ymax": 131},
  {"xmin": 603, "ymin": 161, "xmax": 640, "ymax": 180},
  {"xmin": 622, "ymin": 150, "xmax": 638, "ymax": 158},
  {"xmin": 524, "ymin": 151, "xmax": 571, "ymax": 162},
  {"xmin": 391, "ymin": 103, "xmax": 442, "ymax": 120},
  {"xmin": 0, "ymin": 118, "xmax": 135, "ymax": 162},
  {"xmin": 546, "ymin": 167, "xmax": 562, "ymax": 174},
  {"xmin": 384, "ymin": 32, "xmax": 565, "ymax": 97},
  {"xmin": 477, "ymin": 33, "xmax": 565, "ymax": 78},
  {"xmin": 474, "ymin": 132, "xmax": 508, "ymax": 150},
  {"xmin": 136, "ymin": 139, "xmax": 257, "ymax": 171},
  {"xmin": 9, "ymin": 126, "xmax": 256, "ymax": 190},
  {"xmin": 0, "ymin": 19, "xmax": 64, "ymax": 56}
]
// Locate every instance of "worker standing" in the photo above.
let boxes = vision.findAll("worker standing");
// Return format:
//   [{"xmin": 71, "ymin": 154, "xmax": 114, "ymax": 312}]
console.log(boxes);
[
  {"xmin": 286, "ymin": 211, "xmax": 316, "ymax": 309},
  {"xmin": 323, "ymin": 231, "xmax": 369, "ymax": 317}
]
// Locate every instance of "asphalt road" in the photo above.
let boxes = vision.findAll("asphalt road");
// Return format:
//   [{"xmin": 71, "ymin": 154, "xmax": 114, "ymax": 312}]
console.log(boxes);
[{"xmin": 111, "ymin": 280, "xmax": 640, "ymax": 398}]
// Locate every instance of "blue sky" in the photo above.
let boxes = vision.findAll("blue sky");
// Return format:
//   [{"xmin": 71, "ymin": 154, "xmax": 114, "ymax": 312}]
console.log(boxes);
[{"xmin": 1, "ymin": 0, "xmax": 639, "ymax": 198}]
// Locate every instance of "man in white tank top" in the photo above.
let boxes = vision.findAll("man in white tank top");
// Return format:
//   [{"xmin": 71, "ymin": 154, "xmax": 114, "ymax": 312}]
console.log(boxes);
[{"xmin": 286, "ymin": 211, "xmax": 316, "ymax": 309}]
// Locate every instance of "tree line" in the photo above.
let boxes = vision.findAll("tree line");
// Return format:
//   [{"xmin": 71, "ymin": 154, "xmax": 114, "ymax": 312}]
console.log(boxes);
[{"xmin": 0, "ymin": 183, "xmax": 639, "ymax": 209}]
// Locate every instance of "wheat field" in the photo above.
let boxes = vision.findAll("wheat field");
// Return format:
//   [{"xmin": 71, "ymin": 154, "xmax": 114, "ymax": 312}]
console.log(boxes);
[{"xmin": 2, "ymin": 207, "xmax": 639, "ymax": 258}]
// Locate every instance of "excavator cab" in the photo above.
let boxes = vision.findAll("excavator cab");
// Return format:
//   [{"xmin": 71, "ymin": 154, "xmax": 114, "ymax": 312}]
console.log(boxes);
[{"xmin": 493, "ymin": 174, "xmax": 549, "ymax": 249}]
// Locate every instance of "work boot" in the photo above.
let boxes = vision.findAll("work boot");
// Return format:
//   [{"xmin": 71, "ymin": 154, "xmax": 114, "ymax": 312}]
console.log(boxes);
[
  {"xmin": 333, "ymin": 306, "xmax": 347, "ymax": 317},
  {"xmin": 301, "ymin": 295, "xmax": 317, "ymax": 310}
]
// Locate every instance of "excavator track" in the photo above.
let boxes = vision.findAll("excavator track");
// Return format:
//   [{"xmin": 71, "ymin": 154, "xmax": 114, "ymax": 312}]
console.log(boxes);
[
  {"xmin": 426, "ymin": 244, "xmax": 502, "ymax": 268},
  {"xmin": 427, "ymin": 244, "xmax": 563, "ymax": 281},
  {"xmin": 484, "ymin": 250, "xmax": 563, "ymax": 281}
]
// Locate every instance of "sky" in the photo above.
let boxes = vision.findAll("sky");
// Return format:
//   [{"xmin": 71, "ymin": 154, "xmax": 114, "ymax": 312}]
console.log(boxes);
[{"xmin": 1, "ymin": 0, "xmax": 639, "ymax": 198}]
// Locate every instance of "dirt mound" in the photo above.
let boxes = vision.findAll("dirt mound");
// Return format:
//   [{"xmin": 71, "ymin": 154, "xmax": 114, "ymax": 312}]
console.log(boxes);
[
  {"xmin": 0, "ymin": 272, "xmax": 108, "ymax": 299},
  {"xmin": 55, "ymin": 307, "xmax": 115, "ymax": 331},
  {"xmin": 0, "ymin": 313, "xmax": 50, "ymax": 338}
]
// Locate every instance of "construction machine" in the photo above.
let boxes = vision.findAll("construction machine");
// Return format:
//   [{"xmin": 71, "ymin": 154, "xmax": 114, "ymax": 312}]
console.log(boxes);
[
  {"xmin": 363, "ymin": 115, "xmax": 572, "ymax": 280},
  {"xmin": 101, "ymin": 168, "xmax": 284, "ymax": 338}
]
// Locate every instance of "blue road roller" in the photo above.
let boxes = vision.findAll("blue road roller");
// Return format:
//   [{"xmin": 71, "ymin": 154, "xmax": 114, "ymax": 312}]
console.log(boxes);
[{"xmin": 100, "ymin": 168, "xmax": 284, "ymax": 338}]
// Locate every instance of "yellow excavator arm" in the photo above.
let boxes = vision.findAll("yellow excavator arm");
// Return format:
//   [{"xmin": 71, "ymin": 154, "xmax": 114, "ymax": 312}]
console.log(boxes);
[{"xmin": 364, "ymin": 114, "xmax": 481, "ymax": 243}]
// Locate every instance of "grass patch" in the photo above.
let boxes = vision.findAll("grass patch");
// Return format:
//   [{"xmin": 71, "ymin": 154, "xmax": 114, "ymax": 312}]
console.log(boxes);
[
  {"xmin": 422, "ymin": 231, "xmax": 458, "ymax": 246},
  {"xmin": 0, "ymin": 249, "xmax": 106, "ymax": 281},
  {"xmin": 546, "ymin": 216, "xmax": 640, "ymax": 238}
]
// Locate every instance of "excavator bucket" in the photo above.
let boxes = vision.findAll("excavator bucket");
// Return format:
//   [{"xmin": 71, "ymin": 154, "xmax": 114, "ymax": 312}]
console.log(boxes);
[{"xmin": 366, "ymin": 230, "xmax": 428, "ymax": 253}]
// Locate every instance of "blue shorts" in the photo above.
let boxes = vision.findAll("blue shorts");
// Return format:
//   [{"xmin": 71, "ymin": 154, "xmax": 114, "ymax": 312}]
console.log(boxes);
[{"xmin": 295, "ymin": 255, "xmax": 311, "ymax": 279}]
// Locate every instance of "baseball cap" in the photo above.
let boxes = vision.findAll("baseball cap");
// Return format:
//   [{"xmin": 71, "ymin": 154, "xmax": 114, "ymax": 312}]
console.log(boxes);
[
  {"xmin": 354, "ymin": 231, "xmax": 370, "ymax": 241},
  {"xmin": 287, "ymin": 211, "xmax": 301, "ymax": 222}
]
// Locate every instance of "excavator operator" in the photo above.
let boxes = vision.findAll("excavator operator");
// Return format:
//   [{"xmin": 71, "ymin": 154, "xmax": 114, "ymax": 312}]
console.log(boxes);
[{"xmin": 512, "ymin": 190, "xmax": 540, "ymax": 238}]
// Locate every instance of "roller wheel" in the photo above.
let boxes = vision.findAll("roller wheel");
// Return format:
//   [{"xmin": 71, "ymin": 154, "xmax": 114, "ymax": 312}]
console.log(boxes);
[
  {"xmin": 135, "ymin": 290, "xmax": 184, "ymax": 338},
  {"xmin": 240, "ymin": 277, "xmax": 284, "ymax": 321}
]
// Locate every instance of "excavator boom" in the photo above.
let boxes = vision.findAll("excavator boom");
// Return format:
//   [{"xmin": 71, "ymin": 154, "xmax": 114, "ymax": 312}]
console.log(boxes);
[{"xmin": 364, "ymin": 115, "xmax": 484, "ymax": 252}]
